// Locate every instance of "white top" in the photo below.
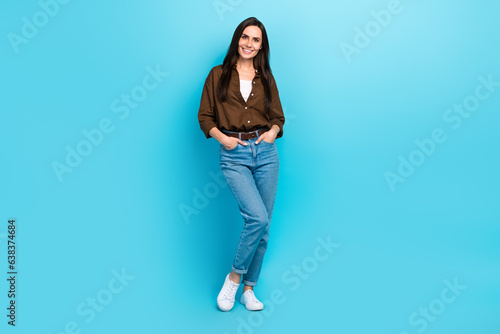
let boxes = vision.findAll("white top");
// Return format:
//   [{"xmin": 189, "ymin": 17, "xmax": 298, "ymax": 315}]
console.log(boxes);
[{"xmin": 240, "ymin": 79, "xmax": 253, "ymax": 102}]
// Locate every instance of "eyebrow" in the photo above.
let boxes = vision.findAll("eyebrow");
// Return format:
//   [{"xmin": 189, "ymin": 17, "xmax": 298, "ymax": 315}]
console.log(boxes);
[{"xmin": 242, "ymin": 34, "xmax": 261, "ymax": 40}]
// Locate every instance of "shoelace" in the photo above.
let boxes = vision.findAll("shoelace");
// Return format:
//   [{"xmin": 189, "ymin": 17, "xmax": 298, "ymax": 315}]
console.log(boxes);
[
  {"xmin": 244, "ymin": 290, "xmax": 261, "ymax": 305},
  {"xmin": 222, "ymin": 282, "xmax": 239, "ymax": 301}
]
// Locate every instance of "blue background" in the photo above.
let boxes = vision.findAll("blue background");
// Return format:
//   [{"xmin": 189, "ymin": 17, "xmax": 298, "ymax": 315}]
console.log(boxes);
[{"xmin": 1, "ymin": 0, "xmax": 499, "ymax": 333}]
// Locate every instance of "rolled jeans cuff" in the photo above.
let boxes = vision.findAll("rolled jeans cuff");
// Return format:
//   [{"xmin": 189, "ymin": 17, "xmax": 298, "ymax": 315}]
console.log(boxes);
[
  {"xmin": 232, "ymin": 266, "xmax": 247, "ymax": 275},
  {"xmin": 242, "ymin": 279, "xmax": 257, "ymax": 287}
]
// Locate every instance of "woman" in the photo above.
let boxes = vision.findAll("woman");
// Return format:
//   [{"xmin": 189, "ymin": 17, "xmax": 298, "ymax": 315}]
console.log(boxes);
[{"xmin": 198, "ymin": 17, "xmax": 285, "ymax": 312}]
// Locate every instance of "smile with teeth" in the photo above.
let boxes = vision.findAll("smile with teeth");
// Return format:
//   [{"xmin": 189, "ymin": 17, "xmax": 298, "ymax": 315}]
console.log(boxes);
[{"xmin": 242, "ymin": 47, "xmax": 254, "ymax": 54}]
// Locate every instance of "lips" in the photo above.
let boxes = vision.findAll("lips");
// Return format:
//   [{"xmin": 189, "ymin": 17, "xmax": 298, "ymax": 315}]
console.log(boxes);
[{"xmin": 242, "ymin": 47, "xmax": 254, "ymax": 54}]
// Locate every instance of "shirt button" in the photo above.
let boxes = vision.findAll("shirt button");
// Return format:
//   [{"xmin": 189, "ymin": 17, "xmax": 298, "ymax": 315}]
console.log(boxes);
[
  {"xmin": 245, "ymin": 107, "xmax": 248, "ymax": 109},
  {"xmin": 248, "ymin": 121, "xmax": 250, "ymax": 123},
  {"xmin": 253, "ymin": 82, "xmax": 255, "ymax": 84},
  {"xmin": 251, "ymin": 93, "xmax": 254, "ymax": 96}
]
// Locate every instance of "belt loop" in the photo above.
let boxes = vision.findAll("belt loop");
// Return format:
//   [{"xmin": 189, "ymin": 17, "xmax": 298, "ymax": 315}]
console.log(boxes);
[{"xmin": 239, "ymin": 133, "xmax": 241, "ymax": 140}]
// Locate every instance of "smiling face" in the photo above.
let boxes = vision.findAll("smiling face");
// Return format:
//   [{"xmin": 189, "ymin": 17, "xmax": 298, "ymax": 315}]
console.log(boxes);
[{"xmin": 237, "ymin": 25, "xmax": 263, "ymax": 60}]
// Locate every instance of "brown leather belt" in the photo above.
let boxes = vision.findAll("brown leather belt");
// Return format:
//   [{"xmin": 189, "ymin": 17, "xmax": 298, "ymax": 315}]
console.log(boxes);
[{"xmin": 222, "ymin": 128, "xmax": 267, "ymax": 140}]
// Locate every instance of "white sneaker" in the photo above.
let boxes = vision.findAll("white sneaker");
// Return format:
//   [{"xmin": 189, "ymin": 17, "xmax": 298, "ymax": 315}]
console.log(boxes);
[
  {"xmin": 240, "ymin": 290, "xmax": 264, "ymax": 311},
  {"xmin": 217, "ymin": 274, "xmax": 240, "ymax": 311}
]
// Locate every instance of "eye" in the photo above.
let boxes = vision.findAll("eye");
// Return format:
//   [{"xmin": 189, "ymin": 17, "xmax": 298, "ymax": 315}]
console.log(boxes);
[
  {"xmin": 254, "ymin": 38, "xmax": 259, "ymax": 42},
  {"xmin": 242, "ymin": 35, "xmax": 248, "ymax": 39}
]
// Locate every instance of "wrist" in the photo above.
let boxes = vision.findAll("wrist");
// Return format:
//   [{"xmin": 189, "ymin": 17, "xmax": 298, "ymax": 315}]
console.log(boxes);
[
  {"xmin": 270, "ymin": 125, "xmax": 280, "ymax": 136},
  {"xmin": 219, "ymin": 134, "xmax": 230, "ymax": 146}
]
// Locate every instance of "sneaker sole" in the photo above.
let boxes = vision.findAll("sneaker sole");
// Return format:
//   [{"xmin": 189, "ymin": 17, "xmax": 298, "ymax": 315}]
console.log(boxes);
[
  {"xmin": 217, "ymin": 301, "xmax": 234, "ymax": 312},
  {"xmin": 240, "ymin": 298, "xmax": 263, "ymax": 311},
  {"xmin": 218, "ymin": 306, "xmax": 233, "ymax": 311}
]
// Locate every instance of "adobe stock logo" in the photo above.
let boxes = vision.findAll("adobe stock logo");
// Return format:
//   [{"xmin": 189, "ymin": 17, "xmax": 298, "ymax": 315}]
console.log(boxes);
[
  {"xmin": 7, "ymin": 0, "xmax": 71, "ymax": 54},
  {"xmin": 282, "ymin": 106, "xmax": 296, "ymax": 126},
  {"xmin": 213, "ymin": 0, "xmax": 243, "ymax": 21},
  {"xmin": 49, "ymin": 267, "xmax": 135, "ymax": 334},
  {"xmin": 398, "ymin": 278, "xmax": 467, "ymax": 334},
  {"xmin": 51, "ymin": 64, "xmax": 169, "ymax": 182},
  {"xmin": 281, "ymin": 235, "xmax": 340, "ymax": 291},
  {"xmin": 223, "ymin": 235, "xmax": 340, "ymax": 334},
  {"xmin": 339, "ymin": 0, "xmax": 405, "ymax": 63},
  {"xmin": 385, "ymin": 74, "xmax": 499, "ymax": 191},
  {"xmin": 178, "ymin": 170, "xmax": 228, "ymax": 224}
]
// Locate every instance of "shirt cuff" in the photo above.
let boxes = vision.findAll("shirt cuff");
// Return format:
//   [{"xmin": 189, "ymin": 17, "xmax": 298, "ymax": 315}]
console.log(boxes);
[
  {"xmin": 200, "ymin": 121, "xmax": 218, "ymax": 139},
  {"xmin": 269, "ymin": 119, "xmax": 284, "ymax": 138}
]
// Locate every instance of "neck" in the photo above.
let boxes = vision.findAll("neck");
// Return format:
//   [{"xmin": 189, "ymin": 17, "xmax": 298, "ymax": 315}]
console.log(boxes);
[{"xmin": 236, "ymin": 58, "xmax": 254, "ymax": 71}]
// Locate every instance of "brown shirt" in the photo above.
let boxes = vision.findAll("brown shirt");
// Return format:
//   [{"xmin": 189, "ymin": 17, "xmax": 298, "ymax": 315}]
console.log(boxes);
[{"xmin": 198, "ymin": 64, "xmax": 285, "ymax": 139}]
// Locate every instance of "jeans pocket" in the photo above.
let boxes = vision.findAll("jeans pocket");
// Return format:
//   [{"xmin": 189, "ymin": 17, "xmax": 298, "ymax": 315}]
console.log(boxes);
[{"xmin": 221, "ymin": 143, "xmax": 239, "ymax": 151}]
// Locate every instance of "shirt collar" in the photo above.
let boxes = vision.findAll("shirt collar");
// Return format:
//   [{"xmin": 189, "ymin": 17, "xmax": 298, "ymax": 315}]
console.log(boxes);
[{"xmin": 232, "ymin": 63, "xmax": 261, "ymax": 78}]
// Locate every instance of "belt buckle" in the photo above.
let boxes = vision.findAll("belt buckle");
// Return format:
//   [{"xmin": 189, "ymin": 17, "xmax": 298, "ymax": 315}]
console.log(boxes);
[
  {"xmin": 224, "ymin": 128, "xmax": 263, "ymax": 140},
  {"xmin": 249, "ymin": 129, "xmax": 259, "ymax": 139},
  {"xmin": 250, "ymin": 128, "xmax": 261, "ymax": 139}
]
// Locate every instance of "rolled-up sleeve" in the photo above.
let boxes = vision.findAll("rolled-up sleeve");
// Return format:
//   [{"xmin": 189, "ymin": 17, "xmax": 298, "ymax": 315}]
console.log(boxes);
[
  {"xmin": 268, "ymin": 75, "xmax": 285, "ymax": 138},
  {"xmin": 198, "ymin": 68, "xmax": 218, "ymax": 139}
]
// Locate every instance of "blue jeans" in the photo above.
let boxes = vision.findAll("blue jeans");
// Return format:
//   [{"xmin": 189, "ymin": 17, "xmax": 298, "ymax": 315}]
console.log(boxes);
[{"xmin": 219, "ymin": 129, "xmax": 280, "ymax": 287}]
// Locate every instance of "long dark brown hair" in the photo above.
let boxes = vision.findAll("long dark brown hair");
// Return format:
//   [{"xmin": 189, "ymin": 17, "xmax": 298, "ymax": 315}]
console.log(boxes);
[{"xmin": 217, "ymin": 17, "xmax": 273, "ymax": 112}]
